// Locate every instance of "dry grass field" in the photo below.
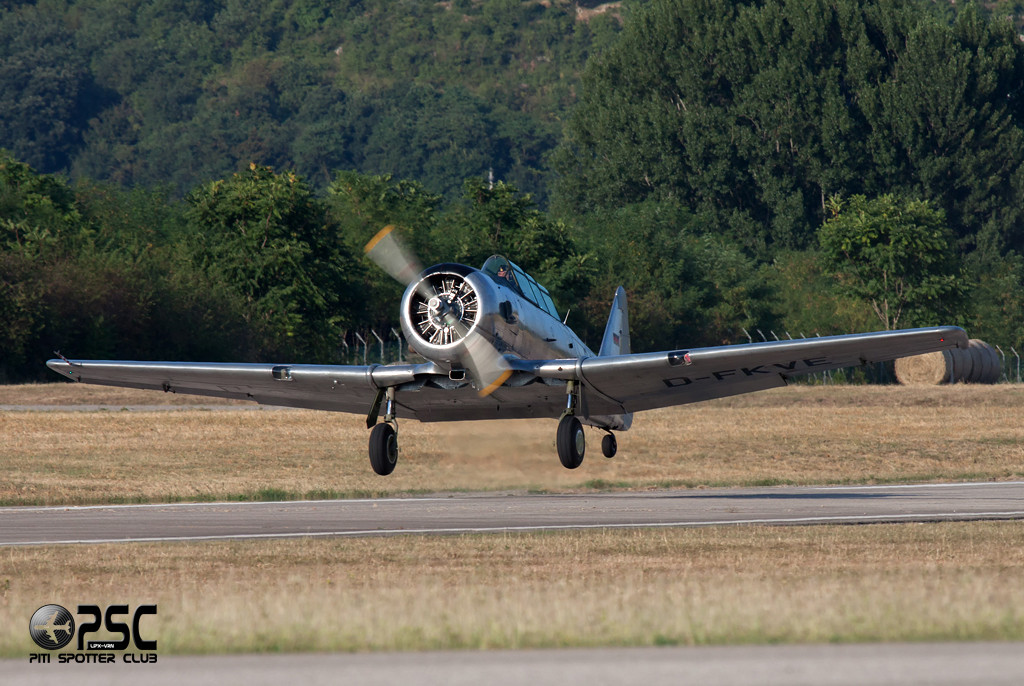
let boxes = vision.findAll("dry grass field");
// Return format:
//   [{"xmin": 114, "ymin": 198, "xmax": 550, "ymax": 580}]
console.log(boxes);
[
  {"xmin": 1, "ymin": 522, "xmax": 1022, "ymax": 656},
  {"xmin": 2, "ymin": 382, "xmax": 1023, "ymax": 505}
]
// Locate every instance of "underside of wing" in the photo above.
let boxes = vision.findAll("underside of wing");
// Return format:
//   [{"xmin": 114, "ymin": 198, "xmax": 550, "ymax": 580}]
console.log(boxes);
[
  {"xmin": 45, "ymin": 358, "xmax": 569, "ymax": 421},
  {"xmin": 568, "ymin": 326, "xmax": 969, "ymax": 414}
]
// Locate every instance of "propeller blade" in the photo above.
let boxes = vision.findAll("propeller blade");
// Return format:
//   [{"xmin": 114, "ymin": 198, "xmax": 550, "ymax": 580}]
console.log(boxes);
[
  {"xmin": 364, "ymin": 225, "xmax": 424, "ymax": 288},
  {"xmin": 460, "ymin": 326, "xmax": 513, "ymax": 397}
]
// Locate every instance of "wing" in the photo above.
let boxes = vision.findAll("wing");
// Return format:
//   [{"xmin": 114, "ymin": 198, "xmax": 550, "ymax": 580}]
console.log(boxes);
[
  {"xmin": 553, "ymin": 326, "xmax": 968, "ymax": 415},
  {"xmin": 46, "ymin": 326, "xmax": 966, "ymax": 424},
  {"xmin": 45, "ymin": 358, "xmax": 569, "ymax": 421}
]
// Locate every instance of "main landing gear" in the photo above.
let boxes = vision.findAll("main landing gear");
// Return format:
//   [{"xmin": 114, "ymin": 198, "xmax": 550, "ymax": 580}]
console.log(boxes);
[
  {"xmin": 367, "ymin": 387, "xmax": 399, "ymax": 476},
  {"xmin": 556, "ymin": 417, "xmax": 617, "ymax": 468},
  {"xmin": 557, "ymin": 415, "xmax": 585, "ymax": 469},
  {"xmin": 556, "ymin": 380, "xmax": 618, "ymax": 469}
]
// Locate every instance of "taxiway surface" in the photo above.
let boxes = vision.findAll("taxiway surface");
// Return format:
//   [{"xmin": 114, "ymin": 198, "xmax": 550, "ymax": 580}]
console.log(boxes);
[{"xmin": 2, "ymin": 481, "xmax": 1023, "ymax": 546}]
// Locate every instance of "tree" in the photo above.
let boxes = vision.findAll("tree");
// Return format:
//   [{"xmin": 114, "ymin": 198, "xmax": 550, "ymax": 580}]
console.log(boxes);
[
  {"xmin": 0, "ymin": 3, "xmax": 110, "ymax": 173},
  {"xmin": 576, "ymin": 200, "xmax": 778, "ymax": 351},
  {"xmin": 187, "ymin": 164, "xmax": 360, "ymax": 361},
  {"xmin": 818, "ymin": 194, "xmax": 963, "ymax": 330},
  {"xmin": 554, "ymin": 0, "xmax": 1024, "ymax": 257}
]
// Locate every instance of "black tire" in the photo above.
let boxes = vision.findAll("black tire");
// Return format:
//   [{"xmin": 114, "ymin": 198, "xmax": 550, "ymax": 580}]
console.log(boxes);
[
  {"xmin": 369, "ymin": 423, "xmax": 398, "ymax": 476},
  {"xmin": 556, "ymin": 415, "xmax": 585, "ymax": 469},
  {"xmin": 601, "ymin": 433, "xmax": 617, "ymax": 458}
]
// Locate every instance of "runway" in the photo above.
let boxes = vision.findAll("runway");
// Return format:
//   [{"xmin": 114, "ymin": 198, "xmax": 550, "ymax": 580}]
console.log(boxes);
[{"xmin": 3, "ymin": 481, "xmax": 1023, "ymax": 546}]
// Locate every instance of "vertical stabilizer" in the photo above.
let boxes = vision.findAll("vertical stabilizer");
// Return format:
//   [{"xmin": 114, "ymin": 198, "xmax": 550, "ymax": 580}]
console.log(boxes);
[{"xmin": 599, "ymin": 286, "xmax": 630, "ymax": 357}]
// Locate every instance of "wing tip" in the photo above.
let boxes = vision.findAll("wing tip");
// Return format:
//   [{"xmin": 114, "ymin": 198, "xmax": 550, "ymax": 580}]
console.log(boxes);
[{"xmin": 45, "ymin": 359, "xmax": 77, "ymax": 380}]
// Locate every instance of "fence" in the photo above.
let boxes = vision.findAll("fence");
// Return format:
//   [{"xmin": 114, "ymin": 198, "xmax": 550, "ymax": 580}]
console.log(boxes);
[{"xmin": 338, "ymin": 328, "xmax": 410, "ymax": 366}]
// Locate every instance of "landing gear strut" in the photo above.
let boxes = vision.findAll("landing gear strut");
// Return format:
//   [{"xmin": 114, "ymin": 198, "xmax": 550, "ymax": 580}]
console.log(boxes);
[{"xmin": 368, "ymin": 387, "xmax": 399, "ymax": 476}]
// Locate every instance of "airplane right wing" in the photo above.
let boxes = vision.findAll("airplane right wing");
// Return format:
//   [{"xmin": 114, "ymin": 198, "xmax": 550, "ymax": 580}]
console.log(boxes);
[{"xmin": 532, "ymin": 326, "xmax": 969, "ymax": 416}]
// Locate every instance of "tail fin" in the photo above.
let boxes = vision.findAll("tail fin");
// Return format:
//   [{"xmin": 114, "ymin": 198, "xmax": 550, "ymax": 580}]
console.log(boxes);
[{"xmin": 599, "ymin": 286, "xmax": 630, "ymax": 357}]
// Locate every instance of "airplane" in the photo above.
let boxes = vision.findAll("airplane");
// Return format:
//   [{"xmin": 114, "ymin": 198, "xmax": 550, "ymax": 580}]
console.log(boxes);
[
  {"xmin": 33, "ymin": 609, "xmax": 73, "ymax": 645},
  {"xmin": 48, "ymin": 225, "xmax": 968, "ymax": 475}
]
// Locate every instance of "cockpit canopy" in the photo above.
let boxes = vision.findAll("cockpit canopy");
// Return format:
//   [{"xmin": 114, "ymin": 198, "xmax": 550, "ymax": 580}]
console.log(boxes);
[{"xmin": 481, "ymin": 255, "xmax": 559, "ymax": 319}]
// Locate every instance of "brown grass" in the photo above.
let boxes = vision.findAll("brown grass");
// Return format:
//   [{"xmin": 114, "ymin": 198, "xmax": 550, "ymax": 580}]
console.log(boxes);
[
  {"xmin": 3, "ymin": 384, "xmax": 1024, "ymax": 505},
  {"xmin": 1, "ymin": 522, "xmax": 1021, "ymax": 655}
]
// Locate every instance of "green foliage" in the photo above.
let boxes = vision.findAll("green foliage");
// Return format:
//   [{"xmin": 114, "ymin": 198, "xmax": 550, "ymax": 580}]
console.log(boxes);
[
  {"xmin": 1, "ymin": 151, "xmax": 83, "ymax": 256},
  {"xmin": 186, "ymin": 163, "xmax": 359, "ymax": 361},
  {"xmin": 767, "ymin": 251, "xmax": 876, "ymax": 337},
  {"xmin": 0, "ymin": 1, "xmax": 111, "ymax": 172},
  {"xmin": 963, "ymin": 249, "xmax": 1024, "ymax": 351},
  {"xmin": 326, "ymin": 170, "xmax": 442, "ymax": 326},
  {"xmin": 555, "ymin": 0, "xmax": 1024, "ymax": 258},
  {"xmin": 818, "ymin": 194, "xmax": 963, "ymax": 330},
  {"xmin": 1, "ymin": 0, "xmax": 623, "ymax": 202},
  {"xmin": 575, "ymin": 201, "xmax": 778, "ymax": 350}
]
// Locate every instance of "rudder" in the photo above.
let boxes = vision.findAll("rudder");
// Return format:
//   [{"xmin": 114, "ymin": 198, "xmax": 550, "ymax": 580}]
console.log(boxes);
[{"xmin": 599, "ymin": 286, "xmax": 630, "ymax": 357}]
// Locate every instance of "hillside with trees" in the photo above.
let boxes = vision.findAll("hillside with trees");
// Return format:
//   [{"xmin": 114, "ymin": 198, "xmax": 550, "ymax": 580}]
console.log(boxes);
[
  {"xmin": 0, "ymin": 0, "xmax": 624, "ymax": 203},
  {"xmin": 3, "ymin": 0, "xmax": 1024, "ymax": 382}
]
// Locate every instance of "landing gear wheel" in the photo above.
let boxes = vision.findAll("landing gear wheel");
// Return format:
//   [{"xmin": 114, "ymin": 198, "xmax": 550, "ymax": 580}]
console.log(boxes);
[
  {"xmin": 601, "ymin": 433, "xmax": 617, "ymax": 458},
  {"xmin": 557, "ymin": 415, "xmax": 585, "ymax": 469},
  {"xmin": 369, "ymin": 423, "xmax": 398, "ymax": 476}
]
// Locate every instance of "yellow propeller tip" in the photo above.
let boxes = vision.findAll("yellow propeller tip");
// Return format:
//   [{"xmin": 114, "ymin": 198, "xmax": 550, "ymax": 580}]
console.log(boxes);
[
  {"xmin": 477, "ymin": 369, "xmax": 513, "ymax": 397},
  {"xmin": 364, "ymin": 225, "xmax": 395, "ymax": 254}
]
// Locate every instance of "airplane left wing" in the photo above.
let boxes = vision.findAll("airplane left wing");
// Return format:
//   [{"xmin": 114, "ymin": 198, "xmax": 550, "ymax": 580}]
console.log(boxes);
[
  {"xmin": 45, "ymin": 360, "xmax": 407, "ymax": 414},
  {"xmin": 43, "ymin": 358, "xmax": 570, "ymax": 421},
  {"xmin": 529, "ymin": 326, "xmax": 969, "ymax": 416}
]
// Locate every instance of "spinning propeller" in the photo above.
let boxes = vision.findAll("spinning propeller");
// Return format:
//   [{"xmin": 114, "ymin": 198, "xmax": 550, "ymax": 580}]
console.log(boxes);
[{"xmin": 365, "ymin": 225, "xmax": 512, "ymax": 397}]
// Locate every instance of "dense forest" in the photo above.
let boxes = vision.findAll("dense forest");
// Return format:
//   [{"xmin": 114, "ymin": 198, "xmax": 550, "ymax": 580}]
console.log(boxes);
[{"xmin": 3, "ymin": 0, "xmax": 1024, "ymax": 382}]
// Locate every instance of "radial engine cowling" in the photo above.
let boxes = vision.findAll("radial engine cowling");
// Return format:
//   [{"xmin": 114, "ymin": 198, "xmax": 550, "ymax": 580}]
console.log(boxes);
[{"xmin": 399, "ymin": 263, "xmax": 501, "ymax": 367}]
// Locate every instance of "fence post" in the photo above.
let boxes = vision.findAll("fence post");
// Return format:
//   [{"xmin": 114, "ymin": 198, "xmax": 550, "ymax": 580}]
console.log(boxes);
[
  {"xmin": 355, "ymin": 332, "xmax": 367, "ymax": 366},
  {"xmin": 371, "ymin": 330, "xmax": 384, "ymax": 363},
  {"xmin": 995, "ymin": 345, "xmax": 1007, "ymax": 383},
  {"xmin": 391, "ymin": 327, "xmax": 404, "ymax": 362}
]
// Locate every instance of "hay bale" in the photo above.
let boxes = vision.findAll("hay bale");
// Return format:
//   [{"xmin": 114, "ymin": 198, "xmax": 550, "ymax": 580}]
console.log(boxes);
[
  {"xmin": 967, "ymin": 339, "xmax": 1001, "ymax": 384},
  {"xmin": 949, "ymin": 347, "xmax": 974, "ymax": 383},
  {"xmin": 895, "ymin": 350, "xmax": 950, "ymax": 385},
  {"xmin": 896, "ymin": 339, "xmax": 1002, "ymax": 385}
]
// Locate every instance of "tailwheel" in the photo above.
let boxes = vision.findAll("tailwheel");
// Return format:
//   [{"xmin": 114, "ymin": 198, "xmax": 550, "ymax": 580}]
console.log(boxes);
[
  {"xmin": 369, "ymin": 423, "xmax": 398, "ymax": 476},
  {"xmin": 556, "ymin": 415, "xmax": 585, "ymax": 469},
  {"xmin": 601, "ymin": 432, "xmax": 617, "ymax": 458}
]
